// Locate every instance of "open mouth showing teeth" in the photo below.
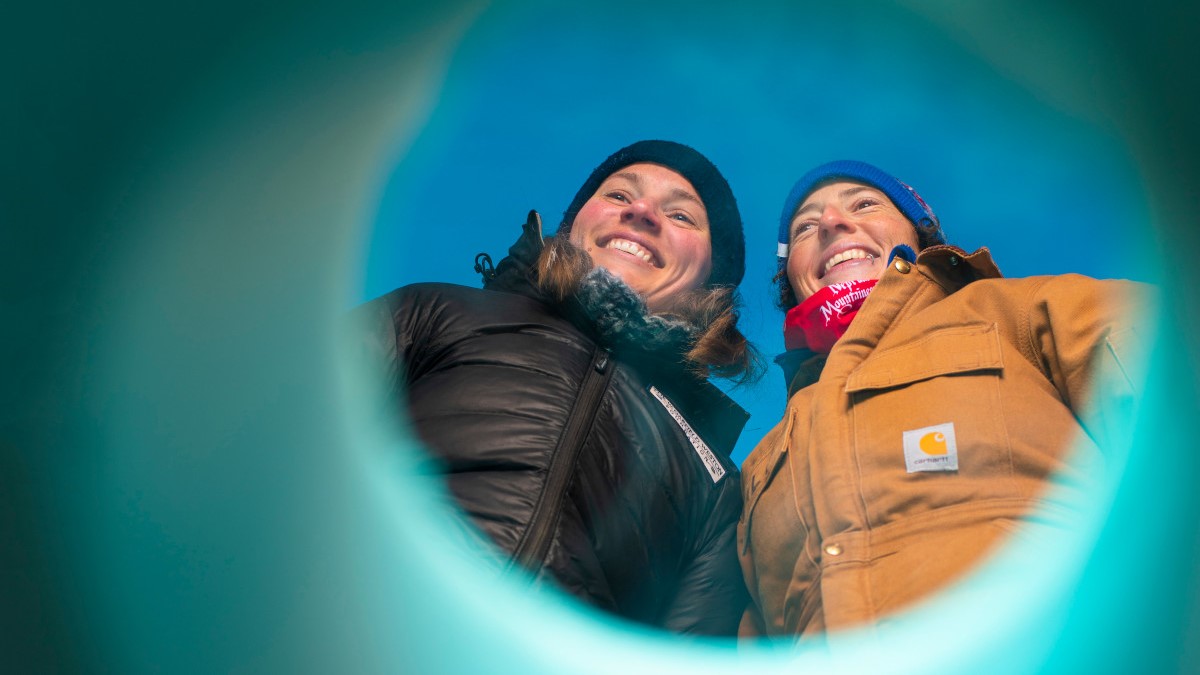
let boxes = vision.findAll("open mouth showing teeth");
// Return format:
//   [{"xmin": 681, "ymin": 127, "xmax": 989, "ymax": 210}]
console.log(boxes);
[
  {"xmin": 606, "ymin": 238, "xmax": 658, "ymax": 266},
  {"xmin": 822, "ymin": 248, "xmax": 875, "ymax": 277}
]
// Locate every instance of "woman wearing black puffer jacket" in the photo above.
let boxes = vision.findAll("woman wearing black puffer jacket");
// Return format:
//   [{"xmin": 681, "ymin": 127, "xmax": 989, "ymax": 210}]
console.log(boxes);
[{"xmin": 356, "ymin": 141, "xmax": 758, "ymax": 635}]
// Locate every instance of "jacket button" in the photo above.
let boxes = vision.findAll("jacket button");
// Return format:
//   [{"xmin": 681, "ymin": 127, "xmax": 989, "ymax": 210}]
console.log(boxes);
[
  {"xmin": 824, "ymin": 543, "xmax": 843, "ymax": 556},
  {"xmin": 893, "ymin": 259, "xmax": 912, "ymax": 274},
  {"xmin": 949, "ymin": 255, "xmax": 960, "ymax": 266}
]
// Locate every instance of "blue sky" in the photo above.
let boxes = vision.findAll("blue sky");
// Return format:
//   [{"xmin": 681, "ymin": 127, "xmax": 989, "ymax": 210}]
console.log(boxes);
[{"xmin": 361, "ymin": 2, "xmax": 1152, "ymax": 463}]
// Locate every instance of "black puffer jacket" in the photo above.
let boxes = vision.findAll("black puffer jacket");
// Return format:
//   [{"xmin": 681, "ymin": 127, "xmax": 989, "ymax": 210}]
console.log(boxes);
[{"xmin": 361, "ymin": 212, "xmax": 750, "ymax": 635}]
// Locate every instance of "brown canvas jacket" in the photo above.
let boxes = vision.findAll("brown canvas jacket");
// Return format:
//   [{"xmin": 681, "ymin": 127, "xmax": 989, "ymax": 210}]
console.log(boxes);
[{"xmin": 737, "ymin": 245, "xmax": 1148, "ymax": 638}]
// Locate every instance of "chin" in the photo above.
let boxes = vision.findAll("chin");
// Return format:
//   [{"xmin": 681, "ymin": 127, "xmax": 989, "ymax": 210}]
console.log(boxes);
[
  {"xmin": 598, "ymin": 261, "xmax": 650, "ymax": 284},
  {"xmin": 823, "ymin": 273, "xmax": 872, "ymax": 287}
]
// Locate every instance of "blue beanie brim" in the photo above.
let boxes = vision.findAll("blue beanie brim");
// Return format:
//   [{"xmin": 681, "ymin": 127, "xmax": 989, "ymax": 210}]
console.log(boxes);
[{"xmin": 775, "ymin": 160, "xmax": 944, "ymax": 270}]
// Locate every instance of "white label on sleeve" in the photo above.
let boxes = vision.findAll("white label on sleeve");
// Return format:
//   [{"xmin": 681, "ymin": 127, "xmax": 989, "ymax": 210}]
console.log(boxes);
[
  {"xmin": 903, "ymin": 422, "xmax": 959, "ymax": 473},
  {"xmin": 649, "ymin": 385, "xmax": 726, "ymax": 483}
]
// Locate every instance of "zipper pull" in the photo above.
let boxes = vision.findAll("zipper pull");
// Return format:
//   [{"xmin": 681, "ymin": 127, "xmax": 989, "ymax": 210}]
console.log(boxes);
[
  {"xmin": 594, "ymin": 350, "xmax": 610, "ymax": 374},
  {"xmin": 474, "ymin": 252, "xmax": 496, "ymax": 282}
]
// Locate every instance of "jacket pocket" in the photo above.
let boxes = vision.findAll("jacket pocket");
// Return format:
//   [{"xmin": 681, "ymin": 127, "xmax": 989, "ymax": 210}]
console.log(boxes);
[
  {"xmin": 842, "ymin": 322, "xmax": 1019, "ymax": 527},
  {"xmin": 845, "ymin": 322, "xmax": 1004, "ymax": 392}
]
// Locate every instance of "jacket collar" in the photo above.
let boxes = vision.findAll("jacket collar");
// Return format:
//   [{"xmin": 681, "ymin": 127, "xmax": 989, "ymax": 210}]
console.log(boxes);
[
  {"xmin": 482, "ymin": 210, "xmax": 749, "ymax": 452},
  {"xmin": 485, "ymin": 210, "xmax": 698, "ymax": 360},
  {"xmin": 484, "ymin": 210, "xmax": 545, "ymax": 297},
  {"xmin": 775, "ymin": 245, "xmax": 1002, "ymax": 396},
  {"xmin": 776, "ymin": 349, "xmax": 828, "ymax": 398}
]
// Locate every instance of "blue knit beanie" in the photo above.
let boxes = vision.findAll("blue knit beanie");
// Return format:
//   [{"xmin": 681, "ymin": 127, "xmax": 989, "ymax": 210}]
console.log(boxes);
[{"xmin": 775, "ymin": 160, "xmax": 945, "ymax": 272}]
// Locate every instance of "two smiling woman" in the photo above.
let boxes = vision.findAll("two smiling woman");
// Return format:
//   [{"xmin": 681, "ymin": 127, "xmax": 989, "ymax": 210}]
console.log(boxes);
[{"xmin": 364, "ymin": 141, "xmax": 1145, "ymax": 641}]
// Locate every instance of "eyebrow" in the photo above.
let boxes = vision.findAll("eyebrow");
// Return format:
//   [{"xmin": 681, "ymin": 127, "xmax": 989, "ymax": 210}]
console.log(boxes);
[
  {"xmin": 793, "ymin": 185, "xmax": 878, "ymax": 218},
  {"xmin": 610, "ymin": 171, "xmax": 703, "ymax": 206}
]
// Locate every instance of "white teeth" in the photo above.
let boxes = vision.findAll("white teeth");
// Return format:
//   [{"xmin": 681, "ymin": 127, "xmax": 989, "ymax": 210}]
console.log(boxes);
[
  {"xmin": 823, "ymin": 248, "xmax": 872, "ymax": 275},
  {"xmin": 606, "ymin": 238, "xmax": 656, "ymax": 265}
]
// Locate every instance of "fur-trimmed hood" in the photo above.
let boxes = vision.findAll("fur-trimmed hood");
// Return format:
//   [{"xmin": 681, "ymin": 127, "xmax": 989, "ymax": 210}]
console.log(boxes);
[{"xmin": 484, "ymin": 210, "xmax": 699, "ymax": 365}]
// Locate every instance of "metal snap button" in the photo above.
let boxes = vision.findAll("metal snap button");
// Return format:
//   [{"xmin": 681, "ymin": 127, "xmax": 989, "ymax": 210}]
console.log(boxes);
[
  {"xmin": 893, "ymin": 259, "xmax": 912, "ymax": 274},
  {"xmin": 824, "ymin": 543, "xmax": 843, "ymax": 556}
]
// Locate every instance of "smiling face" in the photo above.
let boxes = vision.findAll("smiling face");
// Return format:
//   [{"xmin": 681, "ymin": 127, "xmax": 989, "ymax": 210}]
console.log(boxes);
[
  {"xmin": 568, "ymin": 163, "xmax": 712, "ymax": 312},
  {"xmin": 785, "ymin": 180, "xmax": 920, "ymax": 302}
]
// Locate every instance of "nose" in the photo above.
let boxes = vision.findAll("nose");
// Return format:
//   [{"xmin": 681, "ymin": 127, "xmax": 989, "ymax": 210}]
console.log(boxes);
[
  {"xmin": 818, "ymin": 203, "xmax": 855, "ymax": 238},
  {"xmin": 621, "ymin": 197, "xmax": 661, "ymax": 229}
]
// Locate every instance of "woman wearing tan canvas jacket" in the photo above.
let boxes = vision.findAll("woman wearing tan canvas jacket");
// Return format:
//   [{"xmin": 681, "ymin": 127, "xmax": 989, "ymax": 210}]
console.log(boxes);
[{"xmin": 738, "ymin": 160, "xmax": 1148, "ymax": 638}]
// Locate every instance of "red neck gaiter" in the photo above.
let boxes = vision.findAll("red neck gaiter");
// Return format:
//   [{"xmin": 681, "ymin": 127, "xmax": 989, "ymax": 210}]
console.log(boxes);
[{"xmin": 783, "ymin": 279, "xmax": 878, "ymax": 354}]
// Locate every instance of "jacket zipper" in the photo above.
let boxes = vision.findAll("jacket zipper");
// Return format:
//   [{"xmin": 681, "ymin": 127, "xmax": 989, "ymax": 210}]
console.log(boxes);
[{"xmin": 510, "ymin": 347, "xmax": 613, "ymax": 574}]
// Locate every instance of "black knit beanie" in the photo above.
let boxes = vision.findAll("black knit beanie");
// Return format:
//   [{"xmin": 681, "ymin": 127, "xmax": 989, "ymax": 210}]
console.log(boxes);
[{"xmin": 558, "ymin": 140, "xmax": 746, "ymax": 289}]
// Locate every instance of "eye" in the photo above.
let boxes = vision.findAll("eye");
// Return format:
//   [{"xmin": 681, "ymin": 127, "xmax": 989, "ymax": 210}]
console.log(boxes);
[
  {"xmin": 604, "ymin": 190, "xmax": 631, "ymax": 203},
  {"xmin": 791, "ymin": 220, "xmax": 817, "ymax": 241},
  {"xmin": 669, "ymin": 211, "xmax": 697, "ymax": 227},
  {"xmin": 852, "ymin": 197, "xmax": 880, "ymax": 210}
]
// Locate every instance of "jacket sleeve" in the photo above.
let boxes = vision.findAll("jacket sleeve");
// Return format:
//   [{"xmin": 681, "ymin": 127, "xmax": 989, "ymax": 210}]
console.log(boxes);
[
  {"xmin": 344, "ymin": 285, "xmax": 439, "ymax": 423},
  {"xmin": 658, "ymin": 472, "xmax": 751, "ymax": 637},
  {"xmin": 345, "ymin": 290, "xmax": 405, "ymax": 402},
  {"xmin": 1022, "ymin": 274, "xmax": 1153, "ymax": 454}
]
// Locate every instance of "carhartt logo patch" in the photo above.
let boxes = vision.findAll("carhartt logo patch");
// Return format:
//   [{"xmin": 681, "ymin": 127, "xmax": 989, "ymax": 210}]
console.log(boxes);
[
  {"xmin": 903, "ymin": 422, "xmax": 958, "ymax": 473},
  {"xmin": 649, "ymin": 385, "xmax": 725, "ymax": 483}
]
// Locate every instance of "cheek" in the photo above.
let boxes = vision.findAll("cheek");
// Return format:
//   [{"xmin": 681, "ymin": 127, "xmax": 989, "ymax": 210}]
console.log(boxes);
[
  {"xmin": 787, "ymin": 249, "xmax": 814, "ymax": 289},
  {"xmin": 884, "ymin": 219, "xmax": 920, "ymax": 249},
  {"xmin": 678, "ymin": 233, "xmax": 713, "ymax": 283},
  {"xmin": 567, "ymin": 226, "xmax": 586, "ymax": 249},
  {"xmin": 569, "ymin": 201, "xmax": 606, "ymax": 247}
]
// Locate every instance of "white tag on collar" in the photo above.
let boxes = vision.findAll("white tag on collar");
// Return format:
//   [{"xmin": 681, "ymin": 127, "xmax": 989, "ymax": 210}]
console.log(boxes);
[{"xmin": 903, "ymin": 422, "xmax": 959, "ymax": 473}]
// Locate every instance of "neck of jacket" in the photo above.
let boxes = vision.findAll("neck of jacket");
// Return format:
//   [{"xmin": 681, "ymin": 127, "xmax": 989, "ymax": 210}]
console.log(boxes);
[
  {"xmin": 482, "ymin": 209, "xmax": 749, "ymax": 448},
  {"xmin": 776, "ymin": 245, "xmax": 1004, "ymax": 397}
]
